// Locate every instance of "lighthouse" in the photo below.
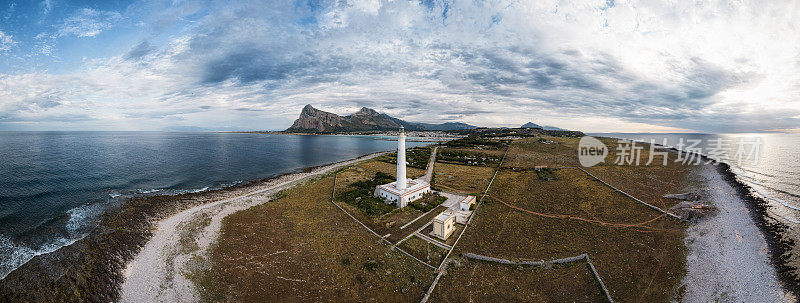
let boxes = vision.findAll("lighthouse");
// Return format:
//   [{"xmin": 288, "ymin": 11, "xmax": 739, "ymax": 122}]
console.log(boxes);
[
  {"xmin": 396, "ymin": 126, "xmax": 407, "ymax": 190},
  {"xmin": 374, "ymin": 126, "xmax": 431, "ymax": 208}
]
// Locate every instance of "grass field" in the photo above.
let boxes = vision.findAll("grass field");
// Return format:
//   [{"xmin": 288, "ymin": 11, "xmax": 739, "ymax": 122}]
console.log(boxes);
[
  {"xmin": 450, "ymin": 167, "xmax": 687, "ymax": 302},
  {"xmin": 429, "ymin": 258, "xmax": 607, "ymax": 302},
  {"xmin": 433, "ymin": 162, "xmax": 495, "ymax": 194},
  {"xmin": 503, "ymin": 136, "xmax": 580, "ymax": 168},
  {"xmin": 504, "ymin": 136, "xmax": 693, "ymax": 209},
  {"xmin": 397, "ymin": 236, "xmax": 448, "ymax": 268},
  {"xmin": 585, "ymin": 138, "xmax": 693, "ymax": 209},
  {"xmin": 358, "ymin": 160, "xmax": 426, "ymax": 179},
  {"xmin": 489, "ymin": 168, "xmax": 669, "ymax": 222},
  {"xmin": 195, "ymin": 176, "xmax": 435, "ymax": 302}
]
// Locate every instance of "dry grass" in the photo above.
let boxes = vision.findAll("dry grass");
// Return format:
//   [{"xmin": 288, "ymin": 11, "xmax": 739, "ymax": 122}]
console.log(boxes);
[
  {"xmin": 503, "ymin": 136, "xmax": 693, "ymax": 209},
  {"xmin": 433, "ymin": 162, "xmax": 495, "ymax": 194},
  {"xmin": 441, "ymin": 147, "xmax": 506, "ymax": 157},
  {"xmin": 191, "ymin": 136, "xmax": 692, "ymax": 302},
  {"xmin": 358, "ymin": 160, "xmax": 426, "ymax": 179},
  {"xmin": 453, "ymin": 167, "xmax": 687, "ymax": 302},
  {"xmin": 503, "ymin": 136, "xmax": 581, "ymax": 168},
  {"xmin": 430, "ymin": 258, "xmax": 606, "ymax": 302},
  {"xmin": 398, "ymin": 236, "xmax": 448, "ymax": 268},
  {"xmin": 586, "ymin": 138, "xmax": 693, "ymax": 209},
  {"xmin": 197, "ymin": 176, "xmax": 435, "ymax": 302},
  {"xmin": 490, "ymin": 168, "xmax": 668, "ymax": 223}
]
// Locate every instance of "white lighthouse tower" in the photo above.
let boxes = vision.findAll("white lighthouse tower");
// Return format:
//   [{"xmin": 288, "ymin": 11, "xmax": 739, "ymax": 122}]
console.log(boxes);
[
  {"xmin": 396, "ymin": 126, "xmax": 407, "ymax": 190},
  {"xmin": 375, "ymin": 126, "xmax": 431, "ymax": 208}
]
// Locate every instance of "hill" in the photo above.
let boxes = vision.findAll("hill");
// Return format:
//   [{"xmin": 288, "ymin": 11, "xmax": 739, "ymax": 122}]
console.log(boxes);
[{"xmin": 521, "ymin": 121, "xmax": 569, "ymax": 131}]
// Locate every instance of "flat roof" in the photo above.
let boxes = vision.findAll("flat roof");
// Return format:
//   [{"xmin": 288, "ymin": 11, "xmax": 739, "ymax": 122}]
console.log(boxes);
[
  {"xmin": 378, "ymin": 179, "xmax": 431, "ymax": 196},
  {"xmin": 434, "ymin": 211, "xmax": 452, "ymax": 222}
]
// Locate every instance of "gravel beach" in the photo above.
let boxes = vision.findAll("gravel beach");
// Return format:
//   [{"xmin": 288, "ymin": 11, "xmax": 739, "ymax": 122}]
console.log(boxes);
[
  {"xmin": 680, "ymin": 163, "xmax": 793, "ymax": 302},
  {"xmin": 119, "ymin": 152, "xmax": 385, "ymax": 302}
]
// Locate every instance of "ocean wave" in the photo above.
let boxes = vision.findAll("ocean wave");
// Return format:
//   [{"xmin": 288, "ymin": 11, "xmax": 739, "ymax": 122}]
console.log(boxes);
[
  {"xmin": 737, "ymin": 166, "xmax": 784, "ymax": 179},
  {"xmin": 0, "ymin": 233, "xmax": 85, "ymax": 281},
  {"xmin": 66, "ymin": 203, "xmax": 102, "ymax": 235},
  {"xmin": 188, "ymin": 187, "xmax": 210, "ymax": 193},
  {"xmin": 728, "ymin": 164, "xmax": 800, "ymax": 213},
  {"xmin": 733, "ymin": 173, "xmax": 800, "ymax": 199},
  {"xmin": 0, "ymin": 203, "xmax": 102, "ymax": 281},
  {"xmin": 137, "ymin": 188, "xmax": 163, "ymax": 194}
]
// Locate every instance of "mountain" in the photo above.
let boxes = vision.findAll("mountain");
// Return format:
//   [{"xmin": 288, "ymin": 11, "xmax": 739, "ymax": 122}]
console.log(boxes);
[
  {"xmin": 285, "ymin": 105, "xmax": 477, "ymax": 133},
  {"xmin": 521, "ymin": 122, "xmax": 568, "ymax": 131},
  {"xmin": 521, "ymin": 122, "xmax": 542, "ymax": 128},
  {"xmin": 542, "ymin": 125, "xmax": 569, "ymax": 131}
]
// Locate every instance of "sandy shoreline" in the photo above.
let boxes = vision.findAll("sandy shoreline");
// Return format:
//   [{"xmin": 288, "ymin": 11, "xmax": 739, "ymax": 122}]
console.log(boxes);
[
  {"xmin": 119, "ymin": 151, "xmax": 386, "ymax": 302},
  {"xmin": 680, "ymin": 162, "xmax": 794, "ymax": 302}
]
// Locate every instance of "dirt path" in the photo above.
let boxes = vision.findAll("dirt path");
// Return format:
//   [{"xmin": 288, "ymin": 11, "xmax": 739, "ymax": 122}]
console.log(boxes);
[
  {"xmin": 423, "ymin": 146, "xmax": 437, "ymax": 182},
  {"xmin": 119, "ymin": 152, "xmax": 386, "ymax": 302}
]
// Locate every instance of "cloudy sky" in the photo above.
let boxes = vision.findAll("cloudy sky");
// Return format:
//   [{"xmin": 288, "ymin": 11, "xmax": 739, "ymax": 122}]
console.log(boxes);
[{"xmin": 0, "ymin": 0, "xmax": 798, "ymax": 133}]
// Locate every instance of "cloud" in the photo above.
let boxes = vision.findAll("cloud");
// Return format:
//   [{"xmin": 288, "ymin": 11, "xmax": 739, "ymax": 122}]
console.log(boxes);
[
  {"xmin": 124, "ymin": 40, "xmax": 153, "ymax": 60},
  {"xmin": 2, "ymin": 0, "xmax": 800, "ymax": 132},
  {"xmin": 41, "ymin": 0, "xmax": 52, "ymax": 15},
  {"xmin": 58, "ymin": 8, "xmax": 122, "ymax": 38},
  {"xmin": 0, "ymin": 30, "xmax": 16, "ymax": 53}
]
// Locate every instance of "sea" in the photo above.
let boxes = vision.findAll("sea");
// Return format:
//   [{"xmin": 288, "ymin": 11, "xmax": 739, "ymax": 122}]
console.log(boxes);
[{"xmin": 0, "ymin": 131, "xmax": 428, "ymax": 280}]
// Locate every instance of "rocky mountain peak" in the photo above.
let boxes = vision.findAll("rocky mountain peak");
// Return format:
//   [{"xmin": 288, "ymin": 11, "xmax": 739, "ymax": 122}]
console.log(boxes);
[
  {"xmin": 301, "ymin": 104, "xmax": 319, "ymax": 115},
  {"xmin": 354, "ymin": 107, "xmax": 380, "ymax": 116}
]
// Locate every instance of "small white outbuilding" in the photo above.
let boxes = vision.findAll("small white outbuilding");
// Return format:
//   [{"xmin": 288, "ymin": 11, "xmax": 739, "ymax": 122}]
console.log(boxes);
[
  {"xmin": 458, "ymin": 195, "xmax": 476, "ymax": 211},
  {"xmin": 432, "ymin": 211, "xmax": 455, "ymax": 241}
]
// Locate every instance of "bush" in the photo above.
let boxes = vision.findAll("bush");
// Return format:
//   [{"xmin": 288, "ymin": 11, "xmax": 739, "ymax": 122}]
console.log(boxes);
[
  {"xmin": 535, "ymin": 168, "xmax": 557, "ymax": 181},
  {"xmin": 337, "ymin": 172, "xmax": 396, "ymax": 216},
  {"xmin": 444, "ymin": 136, "xmax": 509, "ymax": 149},
  {"xmin": 364, "ymin": 260, "xmax": 381, "ymax": 271},
  {"xmin": 376, "ymin": 146, "xmax": 431, "ymax": 169},
  {"xmin": 408, "ymin": 192, "xmax": 445, "ymax": 212},
  {"xmin": 437, "ymin": 149, "xmax": 501, "ymax": 166}
]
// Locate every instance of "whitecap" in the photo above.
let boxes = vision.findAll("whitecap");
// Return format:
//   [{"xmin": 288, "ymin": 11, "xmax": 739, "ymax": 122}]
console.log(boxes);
[
  {"xmin": 189, "ymin": 187, "xmax": 209, "ymax": 193},
  {"xmin": 728, "ymin": 165, "xmax": 800, "ymax": 213},
  {"xmin": 137, "ymin": 188, "xmax": 163, "ymax": 194},
  {"xmin": 66, "ymin": 203, "xmax": 102, "ymax": 236},
  {"xmin": 0, "ymin": 234, "xmax": 85, "ymax": 280}
]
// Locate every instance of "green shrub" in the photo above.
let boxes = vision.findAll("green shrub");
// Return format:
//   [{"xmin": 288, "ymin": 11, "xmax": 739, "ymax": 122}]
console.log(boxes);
[
  {"xmin": 364, "ymin": 260, "xmax": 381, "ymax": 271},
  {"xmin": 535, "ymin": 168, "xmax": 557, "ymax": 181},
  {"xmin": 376, "ymin": 146, "xmax": 431, "ymax": 168},
  {"xmin": 437, "ymin": 149, "xmax": 501, "ymax": 166},
  {"xmin": 337, "ymin": 172, "xmax": 396, "ymax": 216}
]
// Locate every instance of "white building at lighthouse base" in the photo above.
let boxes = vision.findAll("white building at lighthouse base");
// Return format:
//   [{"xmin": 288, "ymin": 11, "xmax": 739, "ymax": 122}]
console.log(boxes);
[{"xmin": 376, "ymin": 179, "xmax": 431, "ymax": 208}]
